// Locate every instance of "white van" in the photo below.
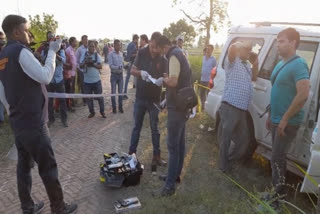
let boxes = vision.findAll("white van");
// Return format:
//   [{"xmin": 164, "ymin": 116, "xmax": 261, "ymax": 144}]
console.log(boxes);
[{"xmin": 205, "ymin": 22, "xmax": 320, "ymax": 193}]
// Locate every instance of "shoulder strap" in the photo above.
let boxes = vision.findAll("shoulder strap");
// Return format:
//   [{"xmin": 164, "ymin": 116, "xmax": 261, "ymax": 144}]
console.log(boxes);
[
  {"xmin": 94, "ymin": 52, "xmax": 98, "ymax": 62},
  {"xmin": 271, "ymin": 56, "xmax": 300, "ymax": 85}
]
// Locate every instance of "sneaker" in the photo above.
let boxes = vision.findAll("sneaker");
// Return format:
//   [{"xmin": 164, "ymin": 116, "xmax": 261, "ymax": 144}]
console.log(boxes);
[
  {"xmin": 119, "ymin": 108, "xmax": 124, "ymax": 113},
  {"xmin": 52, "ymin": 203, "xmax": 78, "ymax": 214},
  {"xmin": 112, "ymin": 108, "xmax": 117, "ymax": 114},
  {"xmin": 23, "ymin": 201, "xmax": 44, "ymax": 214},
  {"xmin": 158, "ymin": 175, "xmax": 181, "ymax": 183},
  {"xmin": 62, "ymin": 120, "xmax": 68, "ymax": 128},
  {"xmin": 101, "ymin": 113, "xmax": 106, "ymax": 118},
  {"xmin": 88, "ymin": 113, "xmax": 95, "ymax": 118}
]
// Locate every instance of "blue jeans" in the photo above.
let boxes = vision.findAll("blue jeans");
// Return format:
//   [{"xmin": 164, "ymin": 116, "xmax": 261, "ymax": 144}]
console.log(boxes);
[
  {"xmin": 84, "ymin": 80, "xmax": 105, "ymax": 114},
  {"xmin": 111, "ymin": 73, "xmax": 123, "ymax": 109},
  {"xmin": 165, "ymin": 110, "xmax": 188, "ymax": 189},
  {"xmin": 129, "ymin": 98, "xmax": 160, "ymax": 155},
  {"xmin": 0, "ymin": 102, "xmax": 4, "ymax": 123},
  {"xmin": 124, "ymin": 63, "xmax": 132, "ymax": 94}
]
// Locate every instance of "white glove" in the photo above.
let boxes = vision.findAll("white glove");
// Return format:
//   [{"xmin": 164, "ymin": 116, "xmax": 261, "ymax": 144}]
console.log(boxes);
[
  {"xmin": 155, "ymin": 77, "xmax": 164, "ymax": 87},
  {"xmin": 49, "ymin": 39, "xmax": 62, "ymax": 53},
  {"xmin": 160, "ymin": 99, "xmax": 166, "ymax": 108},
  {"xmin": 140, "ymin": 70, "xmax": 149, "ymax": 81}
]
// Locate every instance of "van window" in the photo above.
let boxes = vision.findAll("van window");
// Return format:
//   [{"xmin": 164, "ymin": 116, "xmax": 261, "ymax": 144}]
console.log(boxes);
[
  {"xmin": 259, "ymin": 40, "xmax": 318, "ymax": 80},
  {"xmin": 222, "ymin": 37, "xmax": 264, "ymax": 69}
]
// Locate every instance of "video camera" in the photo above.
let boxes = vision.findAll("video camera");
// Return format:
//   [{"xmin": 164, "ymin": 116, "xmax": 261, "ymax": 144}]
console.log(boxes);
[{"xmin": 84, "ymin": 55, "xmax": 95, "ymax": 67}]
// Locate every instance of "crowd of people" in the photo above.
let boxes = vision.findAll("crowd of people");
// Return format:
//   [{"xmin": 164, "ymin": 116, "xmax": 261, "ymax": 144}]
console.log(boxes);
[
  {"xmin": 0, "ymin": 14, "xmax": 196, "ymax": 213},
  {"xmin": 0, "ymin": 12, "xmax": 310, "ymax": 213}
]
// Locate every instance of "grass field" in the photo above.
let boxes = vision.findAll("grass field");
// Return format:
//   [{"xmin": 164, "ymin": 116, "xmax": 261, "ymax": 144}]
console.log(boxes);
[
  {"xmin": 0, "ymin": 116, "xmax": 14, "ymax": 159},
  {"xmin": 132, "ymin": 112, "xmax": 314, "ymax": 214}
]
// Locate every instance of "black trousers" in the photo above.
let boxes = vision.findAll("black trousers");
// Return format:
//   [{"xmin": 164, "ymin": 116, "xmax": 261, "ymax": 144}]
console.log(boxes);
[
  {"xmin": 15, "ymin": 125, "xmax": 65, "ymax": 213},
  {"xmin": 46, "ymin": 81, "xmax": 67, "ymax": 123}
]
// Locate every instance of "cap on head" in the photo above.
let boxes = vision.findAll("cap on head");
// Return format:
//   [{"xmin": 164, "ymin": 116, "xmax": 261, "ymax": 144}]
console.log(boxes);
[{"xmin": 176, "ymin": 35, "xmax": 184, "ymax": 42}]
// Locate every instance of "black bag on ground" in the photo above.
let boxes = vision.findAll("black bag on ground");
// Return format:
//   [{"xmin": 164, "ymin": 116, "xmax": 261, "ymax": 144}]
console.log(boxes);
[
  {"xmin": 100, "ymin": 153, "xmax": 143, "ymax": 188},
  {"xmin": 176, "ymin": 87, "xmax": 198, "ymax": 111}
]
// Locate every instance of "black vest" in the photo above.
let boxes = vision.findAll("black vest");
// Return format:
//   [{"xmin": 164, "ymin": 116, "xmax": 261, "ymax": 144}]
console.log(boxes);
[
  {"xmin": 166, "ymin": 47, "xmax": 192, "ymax": 109},
  {"xmin": 135, "ymin": 47, "xmax": 167, "ymax": 102},
  {"xmin": 0, "ymin": 40, "xmax": 46, "ymax": 132}
]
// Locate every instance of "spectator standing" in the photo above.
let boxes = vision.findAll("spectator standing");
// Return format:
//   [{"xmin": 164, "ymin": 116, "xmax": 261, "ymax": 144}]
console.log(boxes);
[
  {"xmin": 64, "ymin": 37, "xmax": 78, "ymax": 112},
  {"xmin": 108, "ymin": 40, "xmax": 124, "ymax": 114},
  {"xmin": 80, "ymin": 40, "xmax": 106, "ymax": 118},
  {"xmin": 200, "ymin": 44, "xmax": 216, "ymax": 110},
  {"xmin": 123, "ymin": 34, "xmax": 139, "ymax": 100}
]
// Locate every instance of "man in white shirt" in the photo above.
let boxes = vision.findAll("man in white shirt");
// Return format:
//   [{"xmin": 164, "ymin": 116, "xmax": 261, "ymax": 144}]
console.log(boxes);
[{"xmin": 0, "ymin": 15, "xmax": 77, "ymax": 214}]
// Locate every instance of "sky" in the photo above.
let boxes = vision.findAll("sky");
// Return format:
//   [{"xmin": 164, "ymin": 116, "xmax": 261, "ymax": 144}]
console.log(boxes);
[{"xmin": 1, "ymin": 0, "xmax": 320, "ymax": 44}]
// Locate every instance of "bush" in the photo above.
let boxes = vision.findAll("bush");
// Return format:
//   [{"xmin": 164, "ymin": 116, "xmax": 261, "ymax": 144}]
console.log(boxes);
[{"xmin": 189, "ymin": 55, "xmax": 203, "ymax": 83}]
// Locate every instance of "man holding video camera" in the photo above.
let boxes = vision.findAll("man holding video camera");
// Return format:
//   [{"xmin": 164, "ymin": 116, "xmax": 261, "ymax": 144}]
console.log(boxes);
[
  {"xmin": 0, "ymin": 15, "xmax": 77, "ymax": 214},
  {"xmin": 80, "ymin": 40, "xmax": 105, "ymax": 118},
  {"xmin": 218, "ymin": 41, "xmax": 259, "ymax": 173}
]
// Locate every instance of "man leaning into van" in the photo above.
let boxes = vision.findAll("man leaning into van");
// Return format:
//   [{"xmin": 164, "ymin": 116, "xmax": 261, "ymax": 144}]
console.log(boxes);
[
  {"xmin": 266, "ymin": 28, "xmax": 309, "ymax": 208},
  {"xmin": 218, "ymin": 41, "xmax": 259, "ymax": 173}
]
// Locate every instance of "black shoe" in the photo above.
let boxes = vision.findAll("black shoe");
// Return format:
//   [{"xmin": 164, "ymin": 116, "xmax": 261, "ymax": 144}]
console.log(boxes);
[
  {"xmin": 152, "ymin": 155, "xmax": 167, "ymax": 167},
  {"xmin": 63, "ymin": 203, "xmax": 78, "ymax": 214},
  {"xmin": 48, "ymin": 120, "xmax": 55, "ymax": 128},
  {"xmin": 23, "ymin": 201, "xmax": 44, "ymax": 214},
  {"xmin": 62, "ymin": 121, "xmax": 68, "ymax": 127},
  {"xmin": 112, "ymin": 108, "xmax": 117, "ymax": 114},
  {"xmin": 52, "ymin": 203, "xmax": 78, "ymax": 214},
  {"xmin": 123, "ymin": 95, "xmax": 128, "ymax": 100},
  {"xmin": 152, "ymin": 187, "xmax": 175, "ymax": 197},
  {"xmin": 119, "ymin": 108, "xmax": 124, "ymax": 113},
  {"xmin": 68, "ymin": 108, "xmax": 75, "ymax": 113},
  {"xmin": 159, "ymin": 175, "xmax": 181, "ymax": 183},
  {"xmin": 101, "ymin": 113, "xmax": 106, "ymax": 118},
  {"xmin": 88, "ymin": 113, "xmax": 95, "ymax": 118}
]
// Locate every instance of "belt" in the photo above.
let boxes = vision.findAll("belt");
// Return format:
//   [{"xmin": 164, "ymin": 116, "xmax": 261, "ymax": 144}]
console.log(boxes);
[
  {"xmin": 221, "ymin": 101, "xmax": 248, "ymax": 113},
  {"xmin": 111, "ymin": 70, "xmax": 123, "ymax": 74}
]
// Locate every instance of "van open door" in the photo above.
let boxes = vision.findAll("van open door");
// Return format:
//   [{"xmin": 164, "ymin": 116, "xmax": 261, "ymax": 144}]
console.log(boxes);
[{"xmin": 301, "ymin": 110, "xmax": 320, "ymax": 193}]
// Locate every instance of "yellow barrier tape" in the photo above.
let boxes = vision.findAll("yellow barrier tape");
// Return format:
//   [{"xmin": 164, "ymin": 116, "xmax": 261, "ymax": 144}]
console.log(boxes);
[{"xmin": 194, "ymin": 82, "xmax": 211, "ymax": 91}]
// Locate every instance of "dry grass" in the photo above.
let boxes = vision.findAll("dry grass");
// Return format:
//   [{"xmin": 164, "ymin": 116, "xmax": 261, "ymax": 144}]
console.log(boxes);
[
  {"xmin": 0, "ymin": 118, "xmax": 14, "ymax": 159},
  {"xmin": 131, "ymin": 113, "xmax": 314, "ymax": 214}
]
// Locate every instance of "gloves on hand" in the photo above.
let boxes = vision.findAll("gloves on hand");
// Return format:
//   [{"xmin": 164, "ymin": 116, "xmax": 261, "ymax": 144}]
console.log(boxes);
[
  {"xmin": 140, "ymin": 70, "xmax": 149, "ymax": 81},
  {"xmin": 49, "ymin": 39, "xmax": 62, "ymax": 53},
  {"xmin": 155, "ymin": 77, "xmax": 164, "ymax": 87},
  {"xmin": 160, "ymin": 99, "xmax": 166, "ymax": 109}
]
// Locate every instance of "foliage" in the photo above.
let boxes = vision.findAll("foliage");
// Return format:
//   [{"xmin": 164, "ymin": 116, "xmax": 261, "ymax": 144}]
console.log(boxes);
[
  {"xmin": 173, "ymin": 0, "xmax": 229, "ymax": 45},
  {"xmin": 163, "ymin": 19, "xmax": 197, "ymax": 47},
  {"xmin": 28, "ymin": 13, "xmax": 58, "ymax": 48}
]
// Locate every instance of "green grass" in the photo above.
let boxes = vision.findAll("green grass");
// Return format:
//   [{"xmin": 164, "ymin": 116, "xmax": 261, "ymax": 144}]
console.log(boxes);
[
  {"xmin": 133, "ymin": 113, "xmax": 314, "ymax": 214},
  {"xmin": 0, "ymin": 117, "xmax": 14, "ymax": 159}
]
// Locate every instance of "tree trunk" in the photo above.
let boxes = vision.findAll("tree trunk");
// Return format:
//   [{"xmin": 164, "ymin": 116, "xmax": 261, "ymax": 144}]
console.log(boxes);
[
  {"xmin": 205, "ymin": 0, "xmax": 214, "ymax": 45},
  {"xmin": 206, "ymin": 25, "xmax": 210, "ymax": 46}
]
